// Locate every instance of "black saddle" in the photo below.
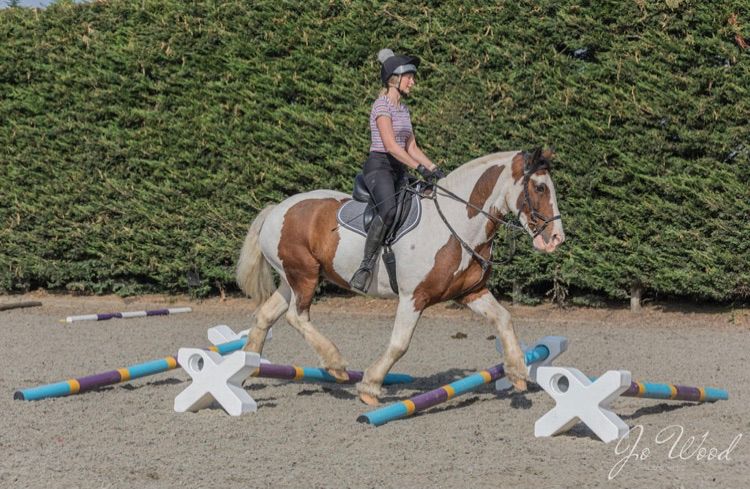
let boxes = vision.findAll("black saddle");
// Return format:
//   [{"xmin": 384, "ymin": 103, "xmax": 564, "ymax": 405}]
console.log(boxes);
[
  {"xmin": 337, "ymin": 173, "xmax": 427, "ymax": 294},
  {"xmin": 352, "ymin": 173, "xmax": 416, "ymax": 235},
  {"xmin": 344, "ymin": 172, "xmax": 426, "ymax": 244}
]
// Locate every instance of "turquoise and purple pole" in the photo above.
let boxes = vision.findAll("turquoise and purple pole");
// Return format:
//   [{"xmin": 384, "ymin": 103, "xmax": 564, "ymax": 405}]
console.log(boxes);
[
  {"xmin": 620, "ymin": 381, "xmax": 728, "ymax": 402},
  {"xmin": 358, "ymin": 344, "xmax": 551, "ymax": 427},
  {"xmin": 14, "ymin": 338, "xmax": 413, "ymax": 401}
]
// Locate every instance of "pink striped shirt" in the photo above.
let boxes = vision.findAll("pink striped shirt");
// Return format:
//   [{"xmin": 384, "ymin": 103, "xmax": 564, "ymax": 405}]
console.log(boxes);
[{"xmin": 369, "ymin": 96, "xmax": 413, "ymax": 152}]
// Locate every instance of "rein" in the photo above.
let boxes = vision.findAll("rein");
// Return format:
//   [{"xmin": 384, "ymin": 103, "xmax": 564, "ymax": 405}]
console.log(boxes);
[{"xmin": 426, "ymin": 183, "xmax": 522, "ymax": 274}]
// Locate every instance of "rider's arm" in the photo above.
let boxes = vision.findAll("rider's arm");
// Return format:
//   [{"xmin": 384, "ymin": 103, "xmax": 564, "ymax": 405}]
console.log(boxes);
[
  {"xmin": 376, "ymin": 116, "xmax": 423, "ymax": 170},
  {"xmin": 405, "ymin": 135, "xmax": 436, "ymax": 170}
]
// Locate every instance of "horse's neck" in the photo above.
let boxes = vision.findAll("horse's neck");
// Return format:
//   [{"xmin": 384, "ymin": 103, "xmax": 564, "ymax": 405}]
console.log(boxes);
[{"xmin": 435, "ymin": 151, "xmax": 518, "ymax": 242}]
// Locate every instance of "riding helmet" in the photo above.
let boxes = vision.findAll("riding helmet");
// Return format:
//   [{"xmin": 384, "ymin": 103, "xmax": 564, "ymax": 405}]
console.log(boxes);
[{"xmin": 378, "ymin": 48, "xmax": 420, "ymax": 85}]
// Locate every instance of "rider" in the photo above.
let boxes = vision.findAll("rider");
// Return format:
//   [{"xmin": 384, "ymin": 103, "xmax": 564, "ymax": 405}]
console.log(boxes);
[{"xmin": 349, "ymin": 49, "xmax": 446, "ymax": 292}]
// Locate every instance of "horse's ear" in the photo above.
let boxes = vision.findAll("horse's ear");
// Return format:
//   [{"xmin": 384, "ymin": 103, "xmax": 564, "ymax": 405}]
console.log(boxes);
[
  {"xmin": 542, "ymin": 147, "xmax": 555, "ymax": 163},
  {"xmin": 525, "ymin": 147, "xmax": 542, "ymax": 174}
]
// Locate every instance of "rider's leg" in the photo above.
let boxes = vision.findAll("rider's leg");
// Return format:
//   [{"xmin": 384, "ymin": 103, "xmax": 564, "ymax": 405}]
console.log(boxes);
[{"xmin": 349, "ymin": 168, "xmax": 398, "ymax": 292}]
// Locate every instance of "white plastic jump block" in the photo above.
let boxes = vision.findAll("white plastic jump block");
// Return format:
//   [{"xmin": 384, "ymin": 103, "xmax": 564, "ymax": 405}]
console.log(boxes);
[
  {"xmin": 174, "ymin": 348, "xmax": 261, "ymax": 416},
  {"xmin": 495, "ymin": 336, "xmax": 569, "ymax": 391},
  {"xmin": 534, "ymin": 366, "xmax": 632, "ymax": 443},
  {"xmin": 207, "ymin": 325, "xmax": 271, "ymax": 364}
]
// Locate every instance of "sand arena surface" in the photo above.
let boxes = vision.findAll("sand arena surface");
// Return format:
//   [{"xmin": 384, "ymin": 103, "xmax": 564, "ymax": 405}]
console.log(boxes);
[{"xmin": 2, "ymin": 292, "xmax": 748, "ymax": 489}]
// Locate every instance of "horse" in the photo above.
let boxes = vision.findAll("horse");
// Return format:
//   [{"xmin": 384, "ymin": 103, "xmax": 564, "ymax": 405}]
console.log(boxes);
[{"xmin": 236, "ymin": 148, "xmax": 565, "ymax": 405}]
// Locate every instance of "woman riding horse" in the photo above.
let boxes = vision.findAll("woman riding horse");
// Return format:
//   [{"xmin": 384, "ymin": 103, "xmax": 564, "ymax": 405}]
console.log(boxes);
[
  {"xmin": 236, "ymin": 50, "xmax": 565, "ymax": 406},
  {"xmin": 350, "ymin": 49, "xmax": 446, "ymax": 292}
]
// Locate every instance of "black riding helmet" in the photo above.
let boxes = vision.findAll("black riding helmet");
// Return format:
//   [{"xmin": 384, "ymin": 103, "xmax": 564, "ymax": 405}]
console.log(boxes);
[{"xmin": 378, "ymin": 48, "xmax": 420, "ymax": 86}]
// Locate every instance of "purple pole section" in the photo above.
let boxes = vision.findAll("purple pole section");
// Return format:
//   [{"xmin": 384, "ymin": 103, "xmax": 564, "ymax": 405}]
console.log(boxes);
[
  {"xmin": 621, "ymin": 381, "xmax": 728, "ymax": 402},
  {"xmin": 145, "ymin": 309, "xmax": 170, "ymax": 317}
]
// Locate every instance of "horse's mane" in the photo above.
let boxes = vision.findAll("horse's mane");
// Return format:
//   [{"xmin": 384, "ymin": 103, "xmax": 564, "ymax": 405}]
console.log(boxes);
[
  {"xmin": 445, "ymin": 151, "xmax": 518, "ymax": 181},
  {"xmin": 446, "ymin": 148, "xmax": 554, "ymax": 182}
]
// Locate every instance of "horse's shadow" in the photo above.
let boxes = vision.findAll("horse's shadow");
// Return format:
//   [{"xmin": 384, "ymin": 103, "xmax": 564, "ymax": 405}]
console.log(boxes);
[
  {"xmin": 233, "ymin": 368, "xmax": 545, "ymax": 411},
  {"xmin": 120, "ymin": 377, "xmax": 183, "ymax": 390}
]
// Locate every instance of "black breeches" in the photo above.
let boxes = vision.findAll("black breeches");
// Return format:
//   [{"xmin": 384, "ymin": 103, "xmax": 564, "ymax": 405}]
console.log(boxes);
[{"xmin": 363, "ymin": 152, "xmax": 406, "ymax": 229}]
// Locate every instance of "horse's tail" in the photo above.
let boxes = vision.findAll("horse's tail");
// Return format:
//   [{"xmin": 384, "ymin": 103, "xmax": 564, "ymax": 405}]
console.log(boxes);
[{"xmin": 236, "ymin": 204, "xmax": 277, "ymax": 305}]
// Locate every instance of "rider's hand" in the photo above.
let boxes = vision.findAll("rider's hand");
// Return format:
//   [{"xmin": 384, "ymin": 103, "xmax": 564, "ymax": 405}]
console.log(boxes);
[
  {"xmin": 416, "ymin": 164, "xmax": 445, "ymax": 183},
  {"xmin": 431, "ymin": 166, "xmax": 446, "ymax": 180}
]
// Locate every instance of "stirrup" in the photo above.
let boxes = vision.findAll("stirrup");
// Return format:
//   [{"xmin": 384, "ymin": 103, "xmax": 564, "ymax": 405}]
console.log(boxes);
[{"xmin": 349, "ymin": 266, "xmax": 373, "ymax": 293}]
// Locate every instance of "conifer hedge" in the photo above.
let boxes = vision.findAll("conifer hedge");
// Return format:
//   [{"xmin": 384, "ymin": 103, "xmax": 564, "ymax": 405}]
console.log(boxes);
[{"xmin": 1, "ymin": 0, "xmax": 748, "ymax": 301}]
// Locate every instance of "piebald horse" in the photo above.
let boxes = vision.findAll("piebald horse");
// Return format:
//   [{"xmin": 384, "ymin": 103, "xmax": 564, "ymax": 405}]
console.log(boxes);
[{"xmin": 236, "ymin": 148, "xmax": 565, "ymax": 405}]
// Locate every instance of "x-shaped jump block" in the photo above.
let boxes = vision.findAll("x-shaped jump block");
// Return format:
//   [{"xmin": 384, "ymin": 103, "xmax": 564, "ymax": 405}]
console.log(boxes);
[
  {"xmin": 207, "ymin": 325, "xmax": 271, "ymax": 365},
  {"xmin": 495, "ymin": 336, "xmax": 568, "ymax": 391},
  {"xmin": 534, "ymin": 366, "xmax": 632, "ymax": 443},
  {"xmin": 174, "ymin": 348, "xmax": 261, "ymax": 416}
]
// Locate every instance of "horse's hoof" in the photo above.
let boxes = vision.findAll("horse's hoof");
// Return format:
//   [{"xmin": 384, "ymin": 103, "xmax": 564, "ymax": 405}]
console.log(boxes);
[
  {"xmin": 512, "ymin": 378, "xmax": 528, "ymax": 392},
  {"xmin": 326, "ymin": 368, "xmax": 350, "ymax": 382},
  {"xmin": 359, "ymin": 393, "xmax": 380, "ymax": 406}
]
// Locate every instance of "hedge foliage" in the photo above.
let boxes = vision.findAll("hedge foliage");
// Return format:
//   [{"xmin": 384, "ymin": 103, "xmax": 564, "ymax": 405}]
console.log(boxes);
[{"xmin": 1, "ymin": 0, "xmax": 748, "ymax": 301}]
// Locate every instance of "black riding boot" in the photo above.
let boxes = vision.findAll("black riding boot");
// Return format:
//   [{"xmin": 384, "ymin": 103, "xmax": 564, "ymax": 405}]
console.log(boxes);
[{"xmin": 349, "ymin": 215, "xmax": 388, "ymax": 292}]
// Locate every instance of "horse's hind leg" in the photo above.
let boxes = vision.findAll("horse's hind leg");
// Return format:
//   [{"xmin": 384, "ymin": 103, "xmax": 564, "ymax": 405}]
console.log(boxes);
[
  {"xmin": 284, "ymin": 270, "xmax": 349, "ymax": 381},
  {"xmin": 459, "ymin": 288, "xmax": 528, "ymax": 391},
  {"xmin": 244, "ymin": 283, "xmax": 291, "ymax": 355}
]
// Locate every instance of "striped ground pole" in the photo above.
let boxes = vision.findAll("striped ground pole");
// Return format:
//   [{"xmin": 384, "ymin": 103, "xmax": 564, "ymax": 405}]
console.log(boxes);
[
  {"xmin": 63, "ymin": 307, "xmax": 192, "ymax": 323},
  {"xmin": 250, "ymin": 364, "xmax": 413, "ymax": 385},
  {"xmin": 14, "ymin": 338, "xmax": 413, "ymax": 401},
  {"xmin": 358, "ymin": 344, "xmax": 551, "ymax": 427},
  {"xmin": 622, "ymin": 381, "xmax": 728, "ymax": 402}
]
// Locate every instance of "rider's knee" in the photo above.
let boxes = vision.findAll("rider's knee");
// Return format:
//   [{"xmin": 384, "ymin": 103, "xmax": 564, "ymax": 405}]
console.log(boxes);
[{"xmin": 382, "ymin": 206, "xmax": 398, "ymax": 228}]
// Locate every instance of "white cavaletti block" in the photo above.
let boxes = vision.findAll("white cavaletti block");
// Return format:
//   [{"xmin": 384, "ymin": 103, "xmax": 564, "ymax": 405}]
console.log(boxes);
[
  {"xmin": 174, "ymin": 348, "xmax": 261, "ymax": 416},
  {"xmin": 534, "ymin": 366, "xmax": 632, "ymax": 443}
]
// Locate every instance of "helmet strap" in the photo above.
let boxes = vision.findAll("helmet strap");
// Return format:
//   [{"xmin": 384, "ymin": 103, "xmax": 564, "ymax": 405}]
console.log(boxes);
[{"xmin": 395, "ymin": 74, "xmax": 409, "ymax": 98}]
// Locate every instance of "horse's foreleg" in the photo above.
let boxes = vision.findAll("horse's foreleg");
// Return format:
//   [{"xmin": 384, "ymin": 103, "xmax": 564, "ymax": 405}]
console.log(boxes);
[
  {"xmin": 358, "ymin": 298, "xmax": 422, "ymax": 406},
  {"xmin": 460, "ymin": 289, "xmax": 528, "ymax": 391},
  {"xmin": 285, "ymin": 296, "xmax": 349, "ymax": 381},
  {"xmin": 243, "ymin": 283, "xmax": 291, "ymax": 354}
]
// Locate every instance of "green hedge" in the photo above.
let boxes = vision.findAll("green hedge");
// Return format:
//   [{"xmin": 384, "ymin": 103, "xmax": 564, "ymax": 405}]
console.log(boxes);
[{"xmin": 1, "ymin": 0, "xmax": 748, "ymax": 301}]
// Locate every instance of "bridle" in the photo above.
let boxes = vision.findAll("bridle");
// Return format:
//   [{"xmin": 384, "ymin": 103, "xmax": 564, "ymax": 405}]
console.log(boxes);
[{"xmin": 517, "ymin": 154, "xmax": 562, "ymax": 238}]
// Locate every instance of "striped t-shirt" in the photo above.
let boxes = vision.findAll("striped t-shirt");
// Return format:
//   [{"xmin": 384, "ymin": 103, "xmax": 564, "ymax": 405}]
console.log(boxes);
[{"xmin": 369, "ymin": 96, "xmax": 413, "ymax": 152}]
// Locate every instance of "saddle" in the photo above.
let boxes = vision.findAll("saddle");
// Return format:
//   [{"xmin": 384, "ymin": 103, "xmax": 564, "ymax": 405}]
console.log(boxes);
[{"xmin": 336, "ymin": 173, "xmax": 426, "ymax": 294}]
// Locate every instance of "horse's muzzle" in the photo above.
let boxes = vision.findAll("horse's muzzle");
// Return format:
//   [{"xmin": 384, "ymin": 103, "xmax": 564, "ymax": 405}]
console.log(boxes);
[{"xmin": 533, "ymin": 232, "xmax": 564, "ymax": 253}]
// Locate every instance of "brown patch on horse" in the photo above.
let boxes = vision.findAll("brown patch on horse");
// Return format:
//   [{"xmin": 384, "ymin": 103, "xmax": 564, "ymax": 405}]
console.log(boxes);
[
  {"xmin": 485, "ymin": 205, "xmax": 502, "ymax": 238},
  {"xmin": 457, "ymin": 287, "xmax": 490, "ymax": 305},
  {"xmin": 314, "ymin": 200, "xmax": 352, "ymax": 290},
  {"xmin": 467, "ymin": 165, "xmax": 504, "ymax": 218},
  {"xmin": 278, "ymin": 197, "xmax": 350, "ymax": 313},
  {"xmin": 412, "ymin": 236, "xmax": 494, "ymax": 312},
  {"xmin": 511, "ymin": 152, "xmax": 526, "ymax": 183}
]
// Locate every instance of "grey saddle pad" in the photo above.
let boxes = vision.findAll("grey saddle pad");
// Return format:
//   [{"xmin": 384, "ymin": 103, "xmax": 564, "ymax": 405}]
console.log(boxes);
[{"xmin": 336, "ymin": 193, "xmax": 422, "ymax": 244}]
